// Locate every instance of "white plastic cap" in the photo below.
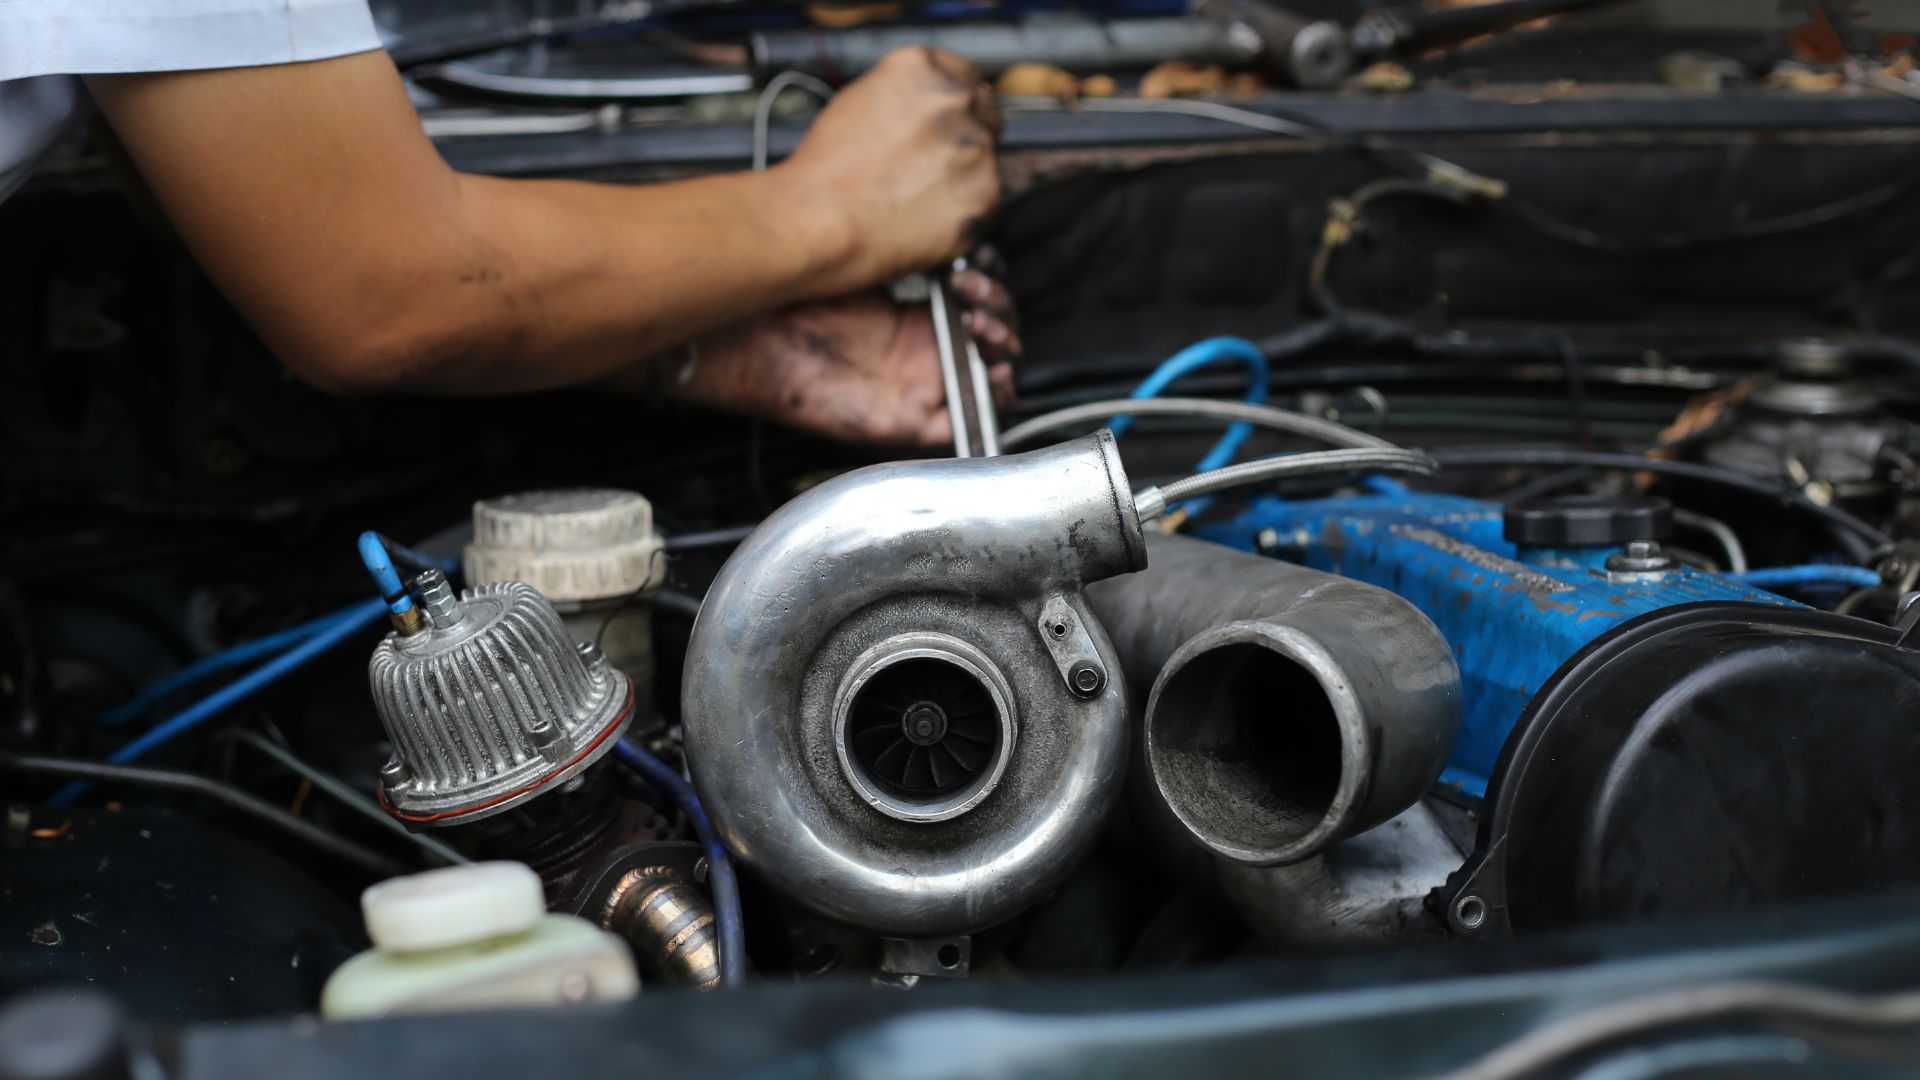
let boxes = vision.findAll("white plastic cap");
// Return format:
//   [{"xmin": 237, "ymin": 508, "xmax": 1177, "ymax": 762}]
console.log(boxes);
[
  {"xmin": 361, "ymin": 861, "xmax": 546, "ymax": 952},
  {"xmin": 463, "ymin": 489, "xmax": 665, "ymax": 603}
]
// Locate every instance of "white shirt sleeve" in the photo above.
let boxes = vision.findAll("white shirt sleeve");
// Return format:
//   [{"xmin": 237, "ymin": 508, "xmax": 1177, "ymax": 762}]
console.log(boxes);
[{"xmin": 0, "ymin": 0, "xmax": 386, "ymax": 81}]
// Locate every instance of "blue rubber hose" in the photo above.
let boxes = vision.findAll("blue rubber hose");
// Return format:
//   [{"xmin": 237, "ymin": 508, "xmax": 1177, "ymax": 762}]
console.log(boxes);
[
  {"xmin": 52, "ymin": 598, "xmax": 390, "ymax": 806},
  {"xmin": 366, "ymin": 533, "xmax": 463, "ymax": 578},
  {"xmin": 1729, "ymin": 565, "xmax": 1882, "ymax": 592},
  {"xmin": 1111, "ymin": 336, "xmax": 1271, "ymax": 472},
  {"xmin": 613, "ymin": 738, "xmax": 747, "ymax": 988},
  {"xmin": 101, "ymin": 604, "xmax": 369, "ymax": 728},
  {"xmin": 358, "ymin": 532, "xmax": 416, "ymax": 616}
]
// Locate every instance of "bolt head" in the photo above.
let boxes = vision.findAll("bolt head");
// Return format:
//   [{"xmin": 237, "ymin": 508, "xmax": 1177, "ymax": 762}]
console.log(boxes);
[
  {"xmin": 1068, "ymin": 662, "xmax": 1106, "ymax": 698},
  {"xmin": 901, "ymin": 702, "xmax": 948, "ymax": 747}
]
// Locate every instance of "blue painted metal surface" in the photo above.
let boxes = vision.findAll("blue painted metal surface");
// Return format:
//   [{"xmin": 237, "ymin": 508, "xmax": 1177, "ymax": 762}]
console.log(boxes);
[{"xmin": 1196, "ymin": 491, "xmax": 1800, "ymax": 801}]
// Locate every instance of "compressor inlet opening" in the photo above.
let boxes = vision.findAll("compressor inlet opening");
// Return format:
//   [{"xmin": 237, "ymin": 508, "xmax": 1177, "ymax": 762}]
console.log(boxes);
[
  {"xmin": 833, "ymin": 636, "xmax": 1017, "ymax": 824},
  {"xmin": 1147, "ymin": 636, "xmax": 1345, "ymax": 865}
]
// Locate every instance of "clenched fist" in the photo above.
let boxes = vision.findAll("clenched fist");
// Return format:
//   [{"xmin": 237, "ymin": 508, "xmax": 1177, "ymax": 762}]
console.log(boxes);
[
  {"xmin": 778, "ymin": 48, "xmax": 1003, "ymax": 289},
  {"xmin": 665, "ymin": 266, "xmax": 1019, "ymax": 447}
]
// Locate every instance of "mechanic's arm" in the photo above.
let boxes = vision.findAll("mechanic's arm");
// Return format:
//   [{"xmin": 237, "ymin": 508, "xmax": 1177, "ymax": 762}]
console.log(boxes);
[{"xmin": 84, "ymin": 47, "xmax": 1000, "ymax": 394}]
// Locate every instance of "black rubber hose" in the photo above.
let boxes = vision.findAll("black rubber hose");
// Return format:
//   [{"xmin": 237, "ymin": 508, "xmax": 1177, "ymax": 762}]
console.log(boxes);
[
  {"xmin": 0, "ymin": 751, "xmax": 405, "ymax": 876},
  {"xmin": 1427, "ymin": 448, "xmax": 1891, "ymax": 561}
]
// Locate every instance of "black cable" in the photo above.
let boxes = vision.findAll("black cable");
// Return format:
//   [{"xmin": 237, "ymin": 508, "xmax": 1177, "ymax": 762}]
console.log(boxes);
[
  {"xmin": 1551, "ymin": 331, "xmax": 1594, "ymax": 449},
  {"xmin": 1498, "ymin": 467, "xmax": 1592, "ymax": 505},
  {"xmin": 596, "ymin": 548, "xmax": 669, "ymax": 652},
  {"xmin": 654, "ymin": 590, "xmax": 705, "ymax": 620},
  {"xmin": 217, "ymin": 730, "xmax": 467, "ymax": 867},
  {"xmin": 1427, "ymin": 448, "xmax": 1891, "ymax": 559},
  {"xmin": 1209, "ymin": 93, "xmax": 1920, "ymax": 263},
  {"xmin": 0, "ymin": 751, "xmax": 404, "ymax": 877},
  {"xmin": 663, "ymin": 525, "xmax": 758, "ymax": 551},
  {"xmin": 1309, "ymin": 179, "xmax": 1479, "ymax": 317},
  {"xmin": 1494, "ymin": 173, "xmax": 1920, "ymax": 256}
]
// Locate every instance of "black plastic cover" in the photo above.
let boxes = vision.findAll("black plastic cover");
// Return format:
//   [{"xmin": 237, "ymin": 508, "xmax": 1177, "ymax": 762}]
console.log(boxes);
[
  {"xmin": 1442, "ymin": 602, "xmax": 1920, "ymax": 938},
  {"xmin": 1502, "ymin": 494, "xmax": 1673, "ymax": 547}
]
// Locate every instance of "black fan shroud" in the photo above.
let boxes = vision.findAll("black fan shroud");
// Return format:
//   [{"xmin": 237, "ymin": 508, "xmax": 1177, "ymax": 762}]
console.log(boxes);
[{"xmin": 845, "ymin": 657, "xmax": 1003, "ymax": 803}]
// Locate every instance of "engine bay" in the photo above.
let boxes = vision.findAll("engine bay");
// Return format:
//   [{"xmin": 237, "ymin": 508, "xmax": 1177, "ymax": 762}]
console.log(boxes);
[{"xmin": 8, "ymin": 1, "xmax": 1920, "ymax": 1076}]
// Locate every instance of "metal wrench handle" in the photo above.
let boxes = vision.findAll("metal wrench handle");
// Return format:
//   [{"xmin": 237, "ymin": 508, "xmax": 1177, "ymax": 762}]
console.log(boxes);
[{"xmin": 929, "ymin": 258, "xmax": 1002, "ymax": 458}]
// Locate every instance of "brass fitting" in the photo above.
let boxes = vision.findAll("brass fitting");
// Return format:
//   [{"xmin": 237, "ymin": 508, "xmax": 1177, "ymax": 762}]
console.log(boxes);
[{"xmin": 389, "ymin": 606, "xmax": 425, "ymax": 637}]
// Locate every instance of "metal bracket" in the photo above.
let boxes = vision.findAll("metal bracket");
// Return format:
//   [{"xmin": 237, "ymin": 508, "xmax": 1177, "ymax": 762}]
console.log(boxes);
[
  {"xmin": 1895, "ymin": 592, "xmax": 1920, "ymax": 649},
  {"xmin": 1036, "ymin": 596, "xmax": 1107, "ymax": 699},
  {"xmin": 1433, "ymin": 844, "xmax": 1510, "ymax": 941},
  {"xmin": 878, "ymin": 935, "xmax": 972, "ymax": 979}
]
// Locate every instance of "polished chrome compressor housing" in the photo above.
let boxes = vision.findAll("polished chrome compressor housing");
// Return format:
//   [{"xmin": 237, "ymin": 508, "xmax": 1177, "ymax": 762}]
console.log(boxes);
[
  {"xmin": 369, "ymin": 578, "xmax": 634, "ymax": 826},
  {"xmin": 682, "ymin": 433, "xmax": 1146, "ymax": 937}
]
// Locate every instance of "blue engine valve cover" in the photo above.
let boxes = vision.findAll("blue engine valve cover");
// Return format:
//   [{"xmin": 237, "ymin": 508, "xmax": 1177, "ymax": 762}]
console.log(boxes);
[{"xmin": 1197, "ymin": 490, "xmax": 1798, "ymax": 801}]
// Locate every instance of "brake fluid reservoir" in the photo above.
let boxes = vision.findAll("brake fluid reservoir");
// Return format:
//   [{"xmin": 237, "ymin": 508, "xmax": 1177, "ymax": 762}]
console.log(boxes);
[
  {"xmin": 464, "ymin": 490, "xmax": 666, "ymax": 723},
  {"xmin": 321, "ymin": 862, "xmax": 637, "ymax": 1020}
]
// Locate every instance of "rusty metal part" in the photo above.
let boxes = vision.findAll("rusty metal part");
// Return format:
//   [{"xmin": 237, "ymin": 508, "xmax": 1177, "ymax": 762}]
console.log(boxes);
[{"xmin": 601, "ymin": 865, "xmax": 722, "ymax": 991}]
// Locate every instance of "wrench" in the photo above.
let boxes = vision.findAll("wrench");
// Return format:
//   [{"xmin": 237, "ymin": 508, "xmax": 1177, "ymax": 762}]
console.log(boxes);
[{"xmin": 927, "ymin": 258, "xmax": 1002, "ymax": 458}]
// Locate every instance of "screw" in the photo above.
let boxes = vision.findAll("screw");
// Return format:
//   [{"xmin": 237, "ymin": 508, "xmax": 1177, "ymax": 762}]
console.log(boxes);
[
  {"xmin": 1606, "ymin": 540, "xmax": 1671, "ymax": 574},
  {"xmin": 379, "ymin": 758, "xmax": 411, "ymax": 789}
]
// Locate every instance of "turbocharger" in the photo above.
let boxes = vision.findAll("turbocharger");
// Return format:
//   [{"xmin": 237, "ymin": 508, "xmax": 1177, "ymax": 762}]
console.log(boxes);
[{"xmin": 682, "ymin": 433, "xmax": 1146, "ymax": 938}]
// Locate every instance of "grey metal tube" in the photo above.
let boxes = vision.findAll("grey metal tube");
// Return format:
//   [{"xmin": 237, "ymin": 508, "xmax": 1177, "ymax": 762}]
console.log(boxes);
[
  {"xmin": 1086, "ymin": 533, "xmax": 1460, "ymax": 867},
  {"xmin": 750, "ymin": 17, "xmax": 1254, "ymax": 80},
  {"xmin": 1000, "ymin": 397, "xmax": 1400, "ymax": 453},
  {"xmin": 684, "ymin": 432, "xmax": 1144, "ymax": 937}
]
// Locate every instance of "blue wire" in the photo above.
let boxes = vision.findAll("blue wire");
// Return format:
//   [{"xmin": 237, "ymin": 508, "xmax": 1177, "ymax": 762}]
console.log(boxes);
[
  {"xmin": 100, "ymin": 604, "xmax": 369, "ymax": 728},
  {"xmin": 358, "ymin": 532, "xmax": 416, "ymax": 616},
  {"xmin": 1728, "ymin": 565, "xmax": 1882, "ymax": 592},
  {"xmin": 51, "ymin": 598, "xmax": 390, "ymax": 806},
  {"xmin": 613, "ymin": 738, "xmax": 747, "ymax": 988},
  {"xmin": 1110, "ymin": 336, "xmax": 1271, "ymax": 473}
]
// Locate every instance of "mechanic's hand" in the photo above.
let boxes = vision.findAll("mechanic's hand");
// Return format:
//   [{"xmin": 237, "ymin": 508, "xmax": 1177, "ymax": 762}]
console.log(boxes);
[
  {"xmin": 780, "ymin": 47, "xmax": 1003, "ymax": 290},
  {"xmin": 668, "ymin": 267, "xmax": 1018, "ymax": 447}
]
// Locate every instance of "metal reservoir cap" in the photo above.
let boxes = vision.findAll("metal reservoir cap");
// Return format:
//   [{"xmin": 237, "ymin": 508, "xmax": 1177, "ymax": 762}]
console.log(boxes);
[
  {"xmin": 464, "ymin": 489, "xmax": 665, "ymax": 603},
  {"xmin": 370, "ymin": 577, "xmax": 633, "ymax": 826}
]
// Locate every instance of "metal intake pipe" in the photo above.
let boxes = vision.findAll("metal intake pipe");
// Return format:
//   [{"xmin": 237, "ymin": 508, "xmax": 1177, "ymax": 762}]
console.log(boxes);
[
  {"xmin": 1086, "ymin": 533, "xmax": 1459, "ymax": 868},
  {"xmin": 683, "ymin": 433, "xmax": 1145, "ymax": 938}
]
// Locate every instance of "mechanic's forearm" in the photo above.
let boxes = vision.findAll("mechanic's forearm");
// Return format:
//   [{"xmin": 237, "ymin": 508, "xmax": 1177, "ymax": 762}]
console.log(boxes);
[
  {"xmin": 86, "ymin": 54, "xmax": 868, "ymax": 395},
  {"xmin": 394, "ymin": 166, "xmax": 857, "ymax": 394}
]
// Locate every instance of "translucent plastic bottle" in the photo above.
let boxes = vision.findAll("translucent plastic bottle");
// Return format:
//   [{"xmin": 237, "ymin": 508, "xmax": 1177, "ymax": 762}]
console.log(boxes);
[{"xmin": 321, "ymin": 861, "xmax": 638, "ymax": 1020}]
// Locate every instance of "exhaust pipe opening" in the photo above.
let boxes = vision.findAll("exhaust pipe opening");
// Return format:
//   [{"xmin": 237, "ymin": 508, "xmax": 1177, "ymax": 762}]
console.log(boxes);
[{"xmin": 1146, "ymin": 627, "xmax": 1356, "ymax": 866}]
